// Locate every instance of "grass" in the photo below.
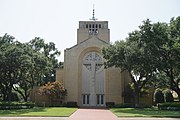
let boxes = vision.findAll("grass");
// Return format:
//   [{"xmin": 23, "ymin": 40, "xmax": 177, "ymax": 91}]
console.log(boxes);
[
  {"xmin": 0, "ymin": 107, "xmax": 77, "ymax": 117},
  {"xmin": 111, "ymin": 107, "xmax": 180, "ymax": 118}
]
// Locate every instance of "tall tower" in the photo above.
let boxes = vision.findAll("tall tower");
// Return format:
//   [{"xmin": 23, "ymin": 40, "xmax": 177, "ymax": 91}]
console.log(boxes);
[
  {"xmin": 57, "ymin": 7, "xmax": 123, "ymax": 107},
  {"xmin": 77, "ymin": 8, "xmax": 110, "ymax": 44}
]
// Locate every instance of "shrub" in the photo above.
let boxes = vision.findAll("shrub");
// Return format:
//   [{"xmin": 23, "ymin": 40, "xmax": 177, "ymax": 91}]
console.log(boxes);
[
  {"xmin": 66, "ymin": 101, "xmax": 77, "ymax": 107},
  {"xmin": 154, "ymin": 89, "xmax": 164, "ymax": 104},
  {"xmin": 38, "ymin": 81, "xmax": 67, "ymax": 100},
  {"xmin": 114, "ymin": 103, "xmax": 134, "ymax": 108},
  {"xmin": 0, "ymin": 102, "xmax": 35, "ymax": 110},
  {"xmin": 8, "ymin": 92, "xmax": 19, "ymax": 101},
  {"xmin": 158, "ymin": 102, "xmax": 180, "ymax": 110},
  {"xmin": 163, "ymin": 89, "xmax": 174, "ymax": 102},
  {"xmin": 106, "ymin": 102, "xmax": 115, "ymax": 108}
]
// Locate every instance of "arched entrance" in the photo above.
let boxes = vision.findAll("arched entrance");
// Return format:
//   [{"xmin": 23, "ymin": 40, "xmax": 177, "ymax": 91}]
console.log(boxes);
[{"xmin": 81, "ymin": 52, "xmax": 105, "ymax": 107}]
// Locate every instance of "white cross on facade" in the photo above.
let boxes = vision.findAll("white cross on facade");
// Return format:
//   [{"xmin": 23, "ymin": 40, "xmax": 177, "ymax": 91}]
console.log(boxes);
[{"xmin": 83, "ymin": 52, "xmax": 103, "ymax": 79}]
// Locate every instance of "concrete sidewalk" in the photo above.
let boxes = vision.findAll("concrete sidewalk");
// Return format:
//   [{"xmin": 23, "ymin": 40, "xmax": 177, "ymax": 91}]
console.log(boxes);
[{"xmin": 69, "ymin": 109, "xmax": 119, "ymax": 120}]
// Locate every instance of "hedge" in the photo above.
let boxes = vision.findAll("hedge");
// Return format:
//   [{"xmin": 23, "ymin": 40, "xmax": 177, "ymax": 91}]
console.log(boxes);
[
  {"xmin": 158, "ymin": 102, "xmax": 180, "ymax": 110},
  {"xmin": 0, "ymin": 102, "xmax": 35, "ymax": 110},
  {"xmin": 66, "ymin": 101, "xmax": 77, "ymax": 107},
  {"xmin": 106, "ymin": 102, "xmax": 115, "ymax": 108}
]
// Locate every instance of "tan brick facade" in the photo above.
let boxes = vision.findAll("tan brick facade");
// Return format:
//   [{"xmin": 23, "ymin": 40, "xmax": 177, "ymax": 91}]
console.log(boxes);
[
  {"xmin": 31, "ymin": 19, "xmax": 153, "ymax": 107},
  {"xmin": 56, "ymin": 20, "xmax": 132, "ymax": 107}
]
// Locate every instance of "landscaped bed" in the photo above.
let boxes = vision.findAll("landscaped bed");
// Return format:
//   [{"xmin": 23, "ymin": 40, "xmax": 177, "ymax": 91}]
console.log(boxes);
[
  {"xmin": 0, "ymin": 107, "xmax": 77, "ymax": 117},
  {"xmin": 111, "ymin": 108, "xmax": 180, "ymax": 118}
]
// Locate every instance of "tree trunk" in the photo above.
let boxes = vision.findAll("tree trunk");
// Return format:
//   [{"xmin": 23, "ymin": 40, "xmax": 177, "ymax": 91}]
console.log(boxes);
[
  {"xmin": 128, "ymin": 71, "xmax": 140, "ymax": 107},
  {"xmin": 2, "ymin": 88, "xmax": 11, "ymax": 101},
  {"xmin": 134, "ymin": 88, "xmax": 140, "ymax": 107},
  {"xmin": 177, "ymin": 91, "xmax": 180, "ymax": 102},
  {"xmin": 168, "ymin": 70, "xmax": 180, "ymax": 102},
  {"xmin": 13, "ymin": 86, "xmax": 29, "ymax": 102},
  {"xmin": 133, "ymin": 82, "xmax": 140, "ymax": 107}
]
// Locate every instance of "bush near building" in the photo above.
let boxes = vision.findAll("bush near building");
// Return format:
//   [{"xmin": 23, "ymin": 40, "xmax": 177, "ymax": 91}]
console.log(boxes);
[
  {"xmin": 0, "ymin": 102, "xmax": 35, "ymax": 110},
  {"xmin": 158, "ymin": 102, "xmax": 180, "ymax": 110}
]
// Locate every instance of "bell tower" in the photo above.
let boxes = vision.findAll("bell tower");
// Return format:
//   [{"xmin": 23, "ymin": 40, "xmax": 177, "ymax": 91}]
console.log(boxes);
[
  {"xmin": 77, "ymin": 7, "xmax": 110, "ymax": 44},
  {"xmin": 54, "ymin": 6, "xmax": 129, "ymax": 108}
]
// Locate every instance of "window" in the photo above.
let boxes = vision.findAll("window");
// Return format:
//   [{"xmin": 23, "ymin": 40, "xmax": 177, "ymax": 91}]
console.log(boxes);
[
  {"xmin": 97, "ymin": 94, "xmax": 104, "ymax": 105},
  {"xmin": 82, "ymin": 94, "xmax": 90, "ymax": 105},
  {"xmin": 97, "ymin": 95, "xmax": 100, "ymax": 104},
  {"xmin": 83, "ymin": 95, "xmax": 86, "ymax": 104},
  {"xmin": 101, "ymin": 95, "xmax": 104, "ymax": 104},
  {"xmin": 88, "ymin": 24, "xmax": 99, "ymax": 35},
  {"xmin": 92, "ymin": 24, "xmax": 94, "ymax": 28},
  {"xmin": 86, "ymin": 24, "xmax": 88, "ymax": 28},
  {"xmin": 99, "ymin": 24, "xmax": 101, "ymax": 28}
]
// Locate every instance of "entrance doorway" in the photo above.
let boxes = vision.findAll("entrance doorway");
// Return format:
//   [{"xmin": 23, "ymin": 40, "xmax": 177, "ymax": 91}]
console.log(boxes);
[{"xmin": 81, "ymin": 52, "xmax": 105, "ymax": 107}]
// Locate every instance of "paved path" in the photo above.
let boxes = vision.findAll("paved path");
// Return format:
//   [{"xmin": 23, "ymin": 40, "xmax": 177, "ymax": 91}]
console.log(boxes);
[{"xmin": 69, "ymin": 109, "xmax": 119, "ymax": 120}]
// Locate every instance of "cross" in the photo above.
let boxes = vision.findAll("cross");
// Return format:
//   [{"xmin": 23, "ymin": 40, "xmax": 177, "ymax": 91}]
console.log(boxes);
[
  {"xmin": 83, "ymin": 52, "xmax": 103, "ymax": 79},
  {"xmin": 83, "ymin": 52, "xmax": 103, "ymax": 106}
]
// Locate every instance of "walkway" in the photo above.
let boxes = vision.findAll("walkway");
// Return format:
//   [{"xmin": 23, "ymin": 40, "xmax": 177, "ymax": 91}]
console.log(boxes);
[{"xmin": 69, "ymin": 109, "xmax": 119, "ymax": 120}]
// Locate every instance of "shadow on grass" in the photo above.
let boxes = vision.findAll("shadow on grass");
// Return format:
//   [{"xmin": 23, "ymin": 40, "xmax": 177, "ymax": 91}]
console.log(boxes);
[
  {"xmin": 111, "ymin": 108, "xmax": 180, "ymax": 118},
  {"xmin": 0, "ymin": 107, "xmax": 46, "ymax": 116}
]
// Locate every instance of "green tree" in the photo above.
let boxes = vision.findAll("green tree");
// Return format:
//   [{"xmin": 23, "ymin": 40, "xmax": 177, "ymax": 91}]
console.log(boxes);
[
  {"xmin": 0, "ymin": 34, "xmax": 61, "ymax": 102},
  {"xmin": 103, "ymin": 37, "xmax": 155, "ymax": 107},
  {"xmin": 0, "ymin": 34, "xmax": 18, "ymax": 101},
  {"xmin": 103, "ymin": 19, "xmax": 175, "ymax": 106},
  {"xmin": 139, "ymin": 17, "xmax": 180, "ymax": 101},
  {"xmin": 12, "ymin": 42, "xmax": 51, "ymax": 101},
  {"xmin": 27, "ymin": 37, "xmax": 61, "ymax": 84},
  {"xmin": 163, "ymin": 17, "xmax": 180, "ymax": 101},
  {"xmin": 149, "ymin": 72, "xmax": 169, "ymax": 89}
]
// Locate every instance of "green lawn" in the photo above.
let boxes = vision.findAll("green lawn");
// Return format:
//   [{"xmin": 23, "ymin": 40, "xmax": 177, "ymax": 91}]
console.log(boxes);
[
  {"xmin": 111, "ymin": 108, "xmax": 180, "ymax": 118},
  {"xmin": 0, "ymin": 107, "xmax": 77, "ymax": 117}
]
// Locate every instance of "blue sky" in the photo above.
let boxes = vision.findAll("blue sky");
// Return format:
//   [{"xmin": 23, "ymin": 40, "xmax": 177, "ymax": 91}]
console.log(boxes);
[{"xmin": 0, "ymin": 0, "xmax": 179, "ymax": 61}]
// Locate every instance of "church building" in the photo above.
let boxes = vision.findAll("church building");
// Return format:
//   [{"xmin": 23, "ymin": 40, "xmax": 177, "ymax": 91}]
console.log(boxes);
[{"xmin": 56, "ymin": 10, "xmax": 132, "ymax": 107}]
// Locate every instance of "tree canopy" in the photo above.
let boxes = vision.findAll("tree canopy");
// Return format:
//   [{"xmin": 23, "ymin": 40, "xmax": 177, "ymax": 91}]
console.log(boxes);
[
  {"xmin": 0, "ymin": 34, "xmax": 61, "ymax": 101},
  {"xmin": 103, "ymin": 16, "xmax": 180, "ymax": 106}
]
